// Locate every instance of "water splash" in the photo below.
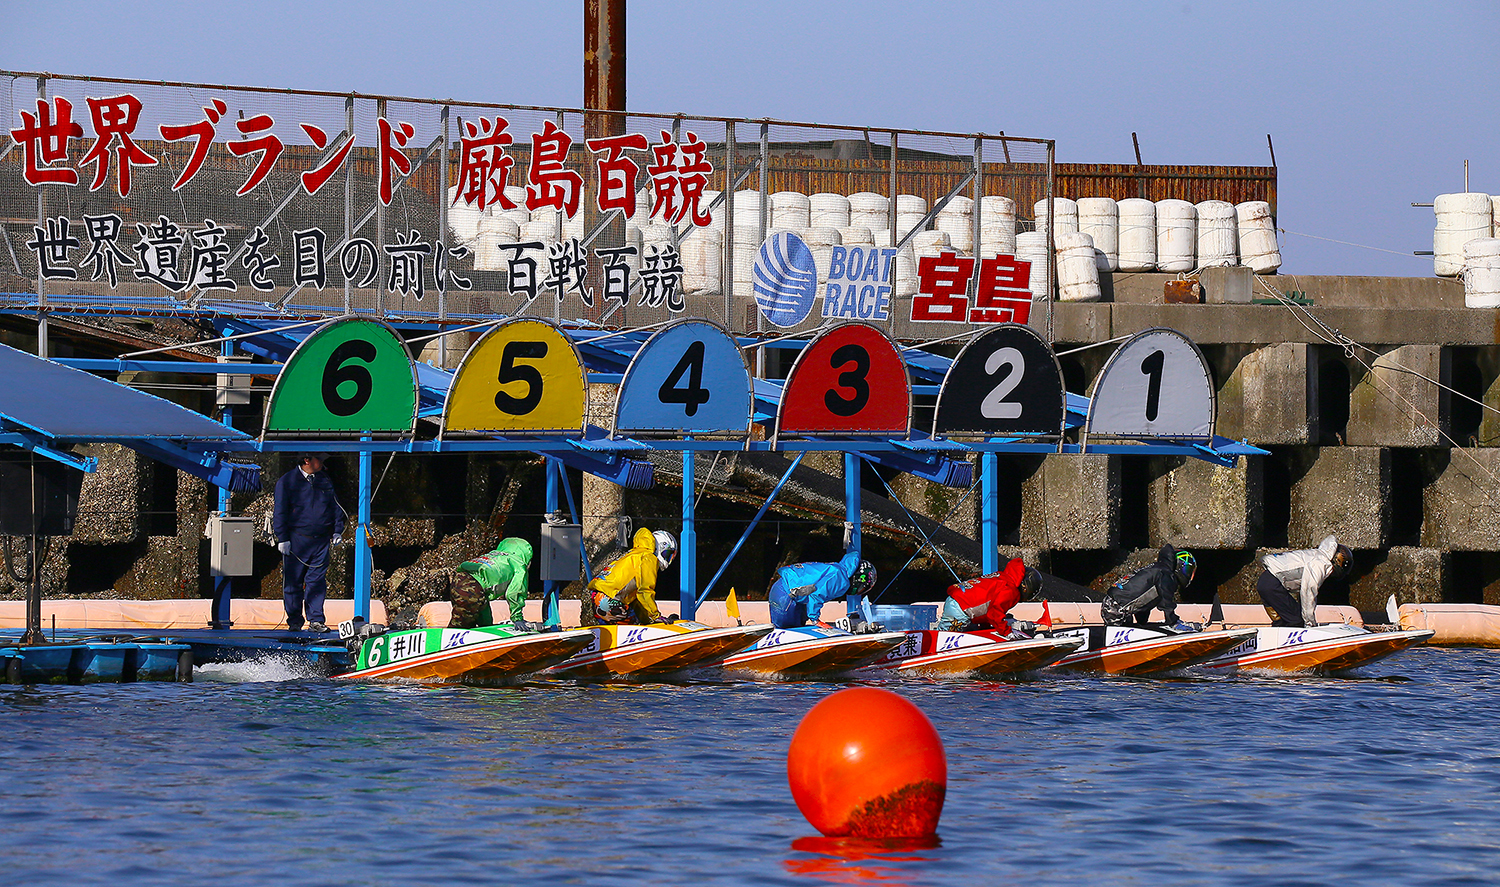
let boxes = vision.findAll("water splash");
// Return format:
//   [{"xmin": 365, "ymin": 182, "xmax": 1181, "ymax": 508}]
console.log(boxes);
[{"xmin": 195, "ymin": 653, "xmax": 327, "ymax": 683}]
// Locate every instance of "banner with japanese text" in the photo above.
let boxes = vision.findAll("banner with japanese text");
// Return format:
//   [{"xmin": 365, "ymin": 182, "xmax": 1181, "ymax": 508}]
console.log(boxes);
[{"xmin": 0, "ymin": 72, "xmax": 1052, "ymax": 337}]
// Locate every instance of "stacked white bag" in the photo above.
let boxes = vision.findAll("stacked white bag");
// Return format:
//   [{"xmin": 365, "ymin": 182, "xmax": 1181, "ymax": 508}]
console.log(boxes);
[
  {"xmin": 1015, "ymin": 231, "xmax": 1050, "ymax": 300},
  {"xmin": 1033, "ymin": 197, "xmax": 1078, "ymax": 243},
  {"xmin": 771, "ymin": 191, "xmax": 811, "ymax": 230},
  {"xmin": 1463, "ymin": 238, "xmax": 1500, "ymax": 308},
  {"xmin": 1235, "ymin": 201, "xmax": 1281, "ymax": 274},
  {"xmin": 810, "ymin": 193, "xmax": 851, "ymax": 230},
  {"xmin": 934, "ymin": 195, "xmax": 974, "ymax": 253},
  {"xmin": 1077, "ymin": 197, "xmax": 1119, "ymax": 271},
  {"xmin": 1155, "ymin": 199, "xmax": 1196, "ymax": 272},
  {"xmin": 1057, "ymin": 232, "xmax": 1102, "ymax": 302},
  {"xmin": 1195, "ymin": 200, "xmax": 1238, "ymax": 269},
  {"xmin": 849, "ymin": 192, "xmax": 890, "ymax": 236},
  {"xmin": 1117, "ymin": 198, "xmax": 1157, "ymax": 272},
  {"xmin": 1434, "ymin": 193, "xmax": 1493, "ymax": 277},
  {"xmin": 979, "ymin": 196, "xmax": 1018, "ymax": 258}
]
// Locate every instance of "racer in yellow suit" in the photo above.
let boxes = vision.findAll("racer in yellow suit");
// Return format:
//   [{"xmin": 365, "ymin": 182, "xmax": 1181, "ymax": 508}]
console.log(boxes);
[{"xmin": 587, "ymin": 528, "xmax": 678, "ymax": 624}]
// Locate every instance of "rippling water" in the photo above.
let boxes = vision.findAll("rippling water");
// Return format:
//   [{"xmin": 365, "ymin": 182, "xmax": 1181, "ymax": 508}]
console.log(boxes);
[{"xmin": 3, "ymin": 647, "xmax": 1499, "ymax": 886}]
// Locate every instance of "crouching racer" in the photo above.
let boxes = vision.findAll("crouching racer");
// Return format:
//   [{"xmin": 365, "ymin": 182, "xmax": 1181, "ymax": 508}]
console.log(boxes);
[
  {"xmin": 937, "ymin": 558, "xmax": 1042, "ymax": 636},
  {"xmin": 588, "ymin": 528, "xmax": 678, "ymax": 624},
  {"xmin": 1257, "ymin": 535, "xmax": 1351, "ymax": 627},
  {"xmin": 450, "ymin": 537, "xmax": 534, "ymax": 631},
  {"xmin": 1102, "ymin": 545, "xmax": 1197, "ymax": 630},
  {"xmin": 768, "ymin": 549, "xmax": 878, "ymax": 629}
]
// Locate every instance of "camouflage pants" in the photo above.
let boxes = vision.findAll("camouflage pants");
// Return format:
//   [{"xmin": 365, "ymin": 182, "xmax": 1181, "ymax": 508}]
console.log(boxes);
[{"xmin": 449, "ymin": 573, "xmax": 493, "ymax": 629}]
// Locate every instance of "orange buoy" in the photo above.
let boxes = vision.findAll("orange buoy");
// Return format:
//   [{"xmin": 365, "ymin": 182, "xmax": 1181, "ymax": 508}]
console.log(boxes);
[{"xmin": 787, "ymin": 687, "xmax": 946, "ymax": 838}]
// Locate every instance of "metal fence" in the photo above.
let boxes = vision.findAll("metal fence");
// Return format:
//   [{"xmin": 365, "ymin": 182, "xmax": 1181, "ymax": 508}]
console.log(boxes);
[{"xmin": 0, "ymin": 71, "xmax": 1055, "ymax": 351}]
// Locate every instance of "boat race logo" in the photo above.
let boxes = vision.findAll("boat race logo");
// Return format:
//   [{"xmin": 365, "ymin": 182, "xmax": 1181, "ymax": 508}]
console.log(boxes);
[{"xmin": 753, "ymin": 232, "xmax": 818, "ymax": 327}]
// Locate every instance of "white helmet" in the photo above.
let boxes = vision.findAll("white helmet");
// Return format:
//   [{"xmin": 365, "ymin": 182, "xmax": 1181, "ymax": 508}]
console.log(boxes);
[{"xmin": 653, "ymin": 530, "xmax": 678, "ymax": 570}]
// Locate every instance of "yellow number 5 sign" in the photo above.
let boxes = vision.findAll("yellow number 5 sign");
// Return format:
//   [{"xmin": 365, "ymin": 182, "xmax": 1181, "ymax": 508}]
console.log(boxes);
[{"xmin": 442, "ymin": 319, "xmax": 586, "ymax": 435}]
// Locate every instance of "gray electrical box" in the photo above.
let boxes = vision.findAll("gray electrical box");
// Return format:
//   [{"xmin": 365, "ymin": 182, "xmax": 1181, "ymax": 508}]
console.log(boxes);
[
  {"xmin": 539, "ymin": 522, "xmax": 583, "ymax": 582},
  {"xmin": 209, "ymin": 515, "xmax": 254, "ymax": 577},
  {"xmin": 216, "ymin": 356, "xmax": 252, "ymax": 407}
]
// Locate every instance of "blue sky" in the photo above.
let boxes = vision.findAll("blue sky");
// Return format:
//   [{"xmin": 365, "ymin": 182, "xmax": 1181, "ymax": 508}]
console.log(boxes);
[{"xmin": 3, "ymin": 0, "xmax": 1496, "ymax": 277}]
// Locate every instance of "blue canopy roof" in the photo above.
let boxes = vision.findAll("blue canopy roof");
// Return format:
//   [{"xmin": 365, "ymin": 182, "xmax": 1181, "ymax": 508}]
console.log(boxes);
[{"xmin": 0, "ymin": 343, "xmax": 248, "ymax": 441}]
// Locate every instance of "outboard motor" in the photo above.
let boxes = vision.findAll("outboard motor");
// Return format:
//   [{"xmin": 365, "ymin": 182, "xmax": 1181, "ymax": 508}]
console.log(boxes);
[{"xmin": 338, "ymin": 617, "xmax": 388, "ymax": 655}]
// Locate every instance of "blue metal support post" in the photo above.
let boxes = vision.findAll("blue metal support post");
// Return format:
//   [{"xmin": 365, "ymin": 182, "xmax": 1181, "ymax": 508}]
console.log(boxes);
[
  {"xmin": 697, "ymin": 452, "xmax": 805, "ymax": 607},
  {"xmin": 981, "ymin": 450, "xmax": 999, "ymax": 574},
  {"xmin": 354, "ymin": 438, "xmax": 372, "ymax": 622},
  {"xmin": 680, "ymin": 439, "xmax": 697, "ymax": 621},
  {"xmin": 211, "ymin": 340, "xmax": 234, "ymax": 628},
  {"xmin": 844, "ymin": 451, "xmax": 863, "ymax": 615},
  {"xmin": 542, "ymin": 457, "xmax": 561, "ymax": 628}
]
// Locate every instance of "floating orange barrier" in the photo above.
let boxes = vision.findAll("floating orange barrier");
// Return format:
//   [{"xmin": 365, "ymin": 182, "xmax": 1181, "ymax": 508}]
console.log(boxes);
[{"xmin": 786, "ymin": 687, "xmax": 946, "ymax": 838}]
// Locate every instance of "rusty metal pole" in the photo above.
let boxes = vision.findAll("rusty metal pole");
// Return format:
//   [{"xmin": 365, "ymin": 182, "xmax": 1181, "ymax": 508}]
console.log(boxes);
[
  {"xmin": 585, "ymin": 0, "xmax": 626, "ymax": 324},
  {"xmin": 584, "ymin": 0, "xmax": 626, "ymax": 137}
]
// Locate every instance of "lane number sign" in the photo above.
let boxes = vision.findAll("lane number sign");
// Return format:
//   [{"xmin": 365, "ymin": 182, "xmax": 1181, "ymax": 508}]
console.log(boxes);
[
  {"xmin": 934, "ymin": 323, "xmax": 1065, "ymax": 437},
  {"xmin": 1086, "ymin": 327, "xmax": 1215, "ymax": 440},
  {"xmin": 264, "ymin": 317, "xmax": 417, "ymax": 436},
  {"xmin": 614, "ymin": 320, "xmax": 753, "ymax": 436},
  {"xmin": 444, "ymin": 319, "xmax": 586, "ymax": 435},
  {"xmin": 779, "ymin": 322, "xmax": 910, "ymax": 435}
]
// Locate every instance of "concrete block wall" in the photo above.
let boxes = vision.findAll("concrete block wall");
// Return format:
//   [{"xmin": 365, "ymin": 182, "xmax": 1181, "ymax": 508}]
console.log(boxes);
[
  {"xmin": 1286, "ymin": 446, "xmax": 1389, "ymax": 550},
  {"xmin": 1021, "ymin": 294, "xmax": 1500, "ymax": 608},
  {"xmin": 1216, "ymin": 342, "xmax": 1316, "ymax": 445},
  {"xmin": 1146, "ymin": 455, "xmax": 1262, "ymax": 550},
  {"xmin": 1347, "ymin": 346, "xmax": 1448, "ymax": 447},
  {"xmin": 1019, "ymin": 454, "xmax": 1120, "ymax": 550}
]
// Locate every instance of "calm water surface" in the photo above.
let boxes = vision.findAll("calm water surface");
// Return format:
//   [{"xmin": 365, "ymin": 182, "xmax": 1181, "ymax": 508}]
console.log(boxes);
[{"xmin": 3, "ymin": 646, "xmax": 1499, "ymax": 886}]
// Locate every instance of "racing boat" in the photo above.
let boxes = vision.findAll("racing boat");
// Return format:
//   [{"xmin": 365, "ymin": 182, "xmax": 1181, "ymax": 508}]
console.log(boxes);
[
  {"xmin": 1199, "ymin": 623, "xmax": 1435, "ymax": 673},
  {"xmin": 720, "ymin": 624, "xmax": 907, "ymax": 676},
  {"xmin": 872, "ymin": 629, "xmax": 1083, "ymax": 676},
  {"xmin": 1047, "ymin": 625, "xmax": 1259, "ymax": 675},
  {"xmin": 335, "ymin": 621, "xmax": 596, "ymax": 682},
  {"xmin": 543, "ymin": 621, "xmax": 772, "ymax": 678}
]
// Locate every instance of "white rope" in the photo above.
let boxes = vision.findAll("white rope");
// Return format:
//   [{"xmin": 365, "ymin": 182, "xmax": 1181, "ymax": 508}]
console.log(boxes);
[
  {"xmin": 1278, "ymin": 228, "xmax": 1428, "ymax": 260},
  {"xmin": 1260, "ymin": 284, "xmax": 1500, "ymax": 499}
]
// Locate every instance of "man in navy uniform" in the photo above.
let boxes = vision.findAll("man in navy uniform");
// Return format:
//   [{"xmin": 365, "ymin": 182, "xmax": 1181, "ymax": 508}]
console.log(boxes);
[{"xmin": 273, "ymin": 454, "xmax": 346, "ymax": 633}]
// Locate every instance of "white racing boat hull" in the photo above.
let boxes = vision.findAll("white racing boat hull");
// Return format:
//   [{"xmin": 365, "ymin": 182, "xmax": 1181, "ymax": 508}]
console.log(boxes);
[
  {"xmin": 874, "ymin": 630, "xmax": 1083, "ymax": 676},
  {"xmin": 1050, "ymin": 626, "xmax": 1259, "ymax": 676},
  {"xmin": 1201, "ymin": 625, "xmax": 1435, "ymax": 673},
  {"xmin": 338, "ymin": 627, "xmax": 596, "ymax": 682},
  {"xmin": 722, "ymin": 626, "xmax": 906, "ymax": 675},
  {"xmin": 545, "ymin": 622, "xmax": 771, "ymax": 678}
]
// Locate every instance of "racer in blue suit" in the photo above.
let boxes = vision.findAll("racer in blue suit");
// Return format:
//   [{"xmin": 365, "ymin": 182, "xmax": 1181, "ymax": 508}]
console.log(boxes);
[{"xmin": 767, "ymin": 549, "xmax": 877, "ymax": 629}]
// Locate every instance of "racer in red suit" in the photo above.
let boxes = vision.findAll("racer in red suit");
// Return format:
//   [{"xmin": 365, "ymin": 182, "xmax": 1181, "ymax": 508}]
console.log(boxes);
[{"xmin": 937, "ymin": 558, "xmax": 1041, "ymax": 633}]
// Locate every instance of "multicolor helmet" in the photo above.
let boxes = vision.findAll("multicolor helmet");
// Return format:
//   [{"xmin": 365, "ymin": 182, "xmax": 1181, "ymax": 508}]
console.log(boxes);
[
  {"xmin": 1175, "ymin": 550, "xmax": 1197, "ymax": 584},
  {"xmin": 653, "ymin": 530, "xmax": 678, "ymax": 570},
  {"xmin": 850, "ymin": 560, "xmax": 877, "ymax": 596}
]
